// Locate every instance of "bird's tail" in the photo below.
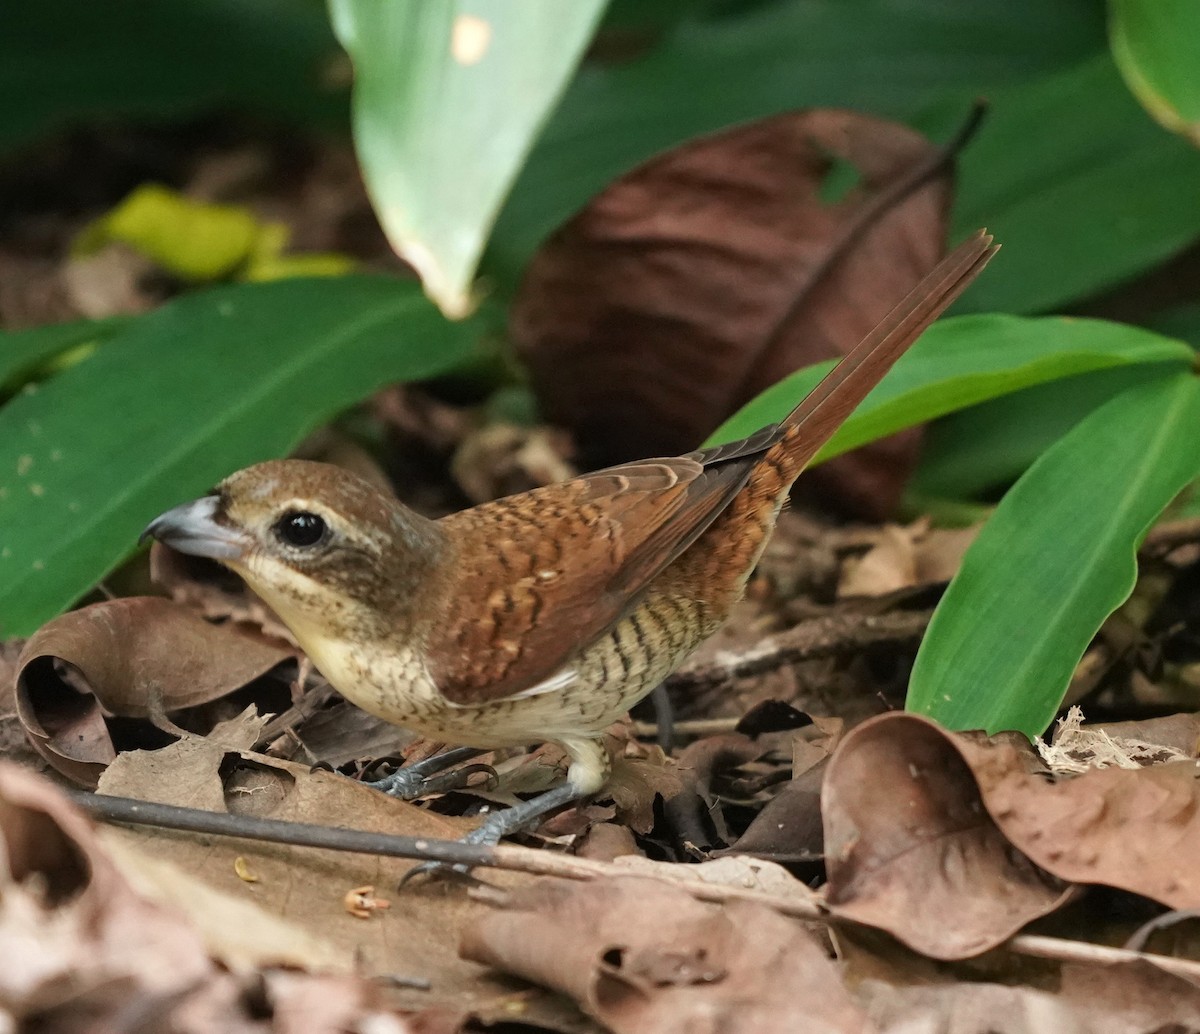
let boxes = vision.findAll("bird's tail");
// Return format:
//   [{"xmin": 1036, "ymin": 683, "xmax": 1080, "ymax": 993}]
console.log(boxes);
[{"xmin": 775, "ymin": 229, "xmax": 998, "ymax": 476}]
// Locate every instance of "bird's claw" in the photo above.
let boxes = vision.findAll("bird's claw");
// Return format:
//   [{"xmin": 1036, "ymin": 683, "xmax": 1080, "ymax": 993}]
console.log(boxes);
[
  {"xmin": 364, "ymin": 754, "xmax": 496, "ymax": 800},
  {"xmin": 398, "ymin": 813, "xmax": 508, "ymax": 885}
]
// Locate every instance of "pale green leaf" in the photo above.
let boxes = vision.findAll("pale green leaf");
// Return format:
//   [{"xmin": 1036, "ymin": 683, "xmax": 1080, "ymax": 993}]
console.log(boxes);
[
  {"xmin": 1111, "ymin": 0, "xmax": 1200, "ymax": 145},
  {"xmin": 329, "ymin": 0, "xmax": 605, "ymax": 317}
]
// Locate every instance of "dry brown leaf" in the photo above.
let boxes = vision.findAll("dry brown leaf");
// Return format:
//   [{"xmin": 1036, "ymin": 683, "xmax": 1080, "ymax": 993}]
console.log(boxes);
[
  {"xmin": 1083, "ymin": 711, "xmax": 1200, "ymax": 758},
  {"xmin": 914, "ymin": 522, "xmax": 982, "ymax": 584},
  {"xmin": 95, "ymin": 735, "xmax": 588, "ymax": 1027},
  {"xmin": 605, "ymin": 732, "xmax": 683, "ymax": 834},
  {"xmin": 461, "ymin": 876, "xmax": 869, "ymax": 1033},
  {"xmin": 663, "ymin": 733, "xmax": 766, "ymax": 851},
  {"xmin": 838, "ymin": 525, "xmax": 918, "ymax": 598},
  {"xmin": 0, "ymin": 639, "xmax": 47, "ymax": 772},
  {"xmin": 1037, "ymin": 705, "xmax": 1189, "ymax": 774},
  {"xmin": 575, "ymin": 822, "xmax": 642, "ymax": 862},
  {"xmin": 151, "ymin": 542, "xmax": 300, "ymax": 644},
  {"xmin": 99, "ymin": 831, "xmax": 347, "ymax": 973},
  {"xmin": 15, "ymin": 597, "xmax": 293, "ymax": 786},
  {"xmin": 855, "ymin": 961, "xmax": 1200, "ymax": 1034},
  {"xmin": 838, "ymin": 520, "xmax": 981, "ymax": 598},
  {"xmin": 0, "ymin": 762, "xmax": 396, "ymax": 1032},
  {"xmin": 512, "ymin": 109, "xmax": 955, "ymax": 517},
  {"xmin": 612, "ymin": 854, "xmax": 820, "ymax": 904},
  {"xmin": 822, "ymin": 713, "xmax": 1074, "ymax": 959},
  {"xmin": 725, "ymin": 759, "xmax": 826, "ymax": 864},
  {"xmin": 844, "ymin": 929, "xmax": 1200, "ymax": 1034},
  {"xmin": 451, "ymin": 423, "xmax": 577, "ymax": 504},
  {"xmin": 960, "ymin": 727, "xmax": 1200, "ymax": 910}
]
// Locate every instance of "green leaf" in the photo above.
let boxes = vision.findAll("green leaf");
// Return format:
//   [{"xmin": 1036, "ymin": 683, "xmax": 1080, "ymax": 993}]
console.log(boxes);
[
  {"xmin": 906, "ymin": 371, "xmax": 1200, "ymax": 736},
  {"xmin": 0, "ymin": 317, "xmax": 129, "ymax": 391},
  {"xmin": 946, "ymin": 53, "xmax": 1200, "ymax": 315},
  {"xmin": 910, "ymin": 362, "xmax": 1176, "ymax": 501},
  {"xmin": 329, "ymin": 0, "xmax": 605, "ymax": 317},
  {"xmin": 1111, "ymin": 0, "xmax": 1200, "ymax": 145},
  {"xmin": 0, "ymin": 276, "xmax": 480, "ymax": 635},
  {"xmin": 3, "ymin": 0, "xmax": 345, "ymax": 152},
  {"xmin": 488, "ymin": 0, "xmax": 1106, "ymax": 293},
  {"xmin": 76, "ymin": 185, "xmax": 267, "ymax": 282},
  {"xmin": 705, "ymin": 315, "xmax": 1194, "ymax": 457}
]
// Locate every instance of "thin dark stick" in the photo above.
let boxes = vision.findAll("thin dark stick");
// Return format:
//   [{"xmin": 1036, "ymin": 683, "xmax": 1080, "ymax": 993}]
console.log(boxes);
[
  {"xmin": 68, "ymin": 791, "xmax": 498, "ymax": 868},
  {"xmin": 666, "ymin": 609, "xmax": 931, "ymax": 693}
]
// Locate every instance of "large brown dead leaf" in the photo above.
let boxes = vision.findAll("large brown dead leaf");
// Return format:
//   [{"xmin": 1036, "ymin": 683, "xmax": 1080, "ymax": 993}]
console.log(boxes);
[
  {"xmin": 959, "ymin": 726, "xmax": 1200, "ymax": 910},
  {"xmin": 15, "ymin": 597, "xmax": 293, "ymax": 787},
  {"xmin": 842, "ymin": 927, "xmax": 1200, "ymax": 1034},
  {"xmin": 854, "ymin": 960, "xmax": 1200, "ymax": 1034},
  {"xmin": 95, "ymin": 733, "xmax": 594, "ymax": 1030},
  {"xmin": 512, "ymin": 109, "xmax": 957, "ymax": 516},
  {"xmin": 822, "ymin": 713, "xmax": 1074, "ymax": 959},
  {"xmin": 461, "ymin": 876, "xmax": 870, "ymax": 1033},
  {"xmin": 0, "ymin": 762, "xmax": 396, "ymax": 1033}
]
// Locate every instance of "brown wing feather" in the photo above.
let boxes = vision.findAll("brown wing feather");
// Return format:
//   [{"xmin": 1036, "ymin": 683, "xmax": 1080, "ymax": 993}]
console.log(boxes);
[{"xmin": 426, "ymin": 454, "xmax": 755, "ymax": 704}]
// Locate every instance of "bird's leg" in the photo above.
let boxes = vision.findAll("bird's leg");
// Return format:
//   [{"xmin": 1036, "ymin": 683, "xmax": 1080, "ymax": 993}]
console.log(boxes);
[
  {"xmin": 364, "ymin": 745, "xmax": 495, "ymax": 800},
  {"xmin": 401, "ymin": 738, "xmax": 606, "ymax": 882},
  {"xmin": 461, "ymin": 780, "xmax": 582, "ymax": 846}
]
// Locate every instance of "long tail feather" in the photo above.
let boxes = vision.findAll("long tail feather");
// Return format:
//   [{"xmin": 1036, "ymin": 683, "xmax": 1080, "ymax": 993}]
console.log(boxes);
[{"xmin": 778, "ymin": 229, "xmax": 997, "ymax": 473}]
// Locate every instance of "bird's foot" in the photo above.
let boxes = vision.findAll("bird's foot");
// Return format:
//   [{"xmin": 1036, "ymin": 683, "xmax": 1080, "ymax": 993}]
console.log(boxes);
[
  {"xmin": 363, "ymin": 746, "xmax": 496, "ymax": 801},
  {"xmin": 400, "ymin": 782, "xmax": 581, "ymax": 885}
]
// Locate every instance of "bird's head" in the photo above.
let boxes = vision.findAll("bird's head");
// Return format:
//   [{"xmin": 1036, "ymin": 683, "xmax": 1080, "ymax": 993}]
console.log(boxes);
[{"xmin": 143, "ymin": 459, "xmax": 446, "ymax": 644}]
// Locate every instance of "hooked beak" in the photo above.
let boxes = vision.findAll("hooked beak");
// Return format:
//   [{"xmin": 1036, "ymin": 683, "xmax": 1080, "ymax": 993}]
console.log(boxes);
[{"xmin": 141, "ymin": 496, "xmax": 250, "ymax": 561}]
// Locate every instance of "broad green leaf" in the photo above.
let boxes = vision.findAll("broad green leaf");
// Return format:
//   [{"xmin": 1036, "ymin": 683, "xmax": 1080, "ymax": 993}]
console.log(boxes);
[
  {"xmin": 705, "ymin": 315, "xmax": 1194, "ymax": 457},
  {"xmin": 0, "ymin": 276, "xmax": 480, "ymax": 635},
  {"xmin": 910, "ymin": 362, "xmax": 1176, "ymax": 501},
  {"xmin": 907, "ymin": 371, "xmax": 1200, "ymax": 736},
  {"xmin": 329, "ymin": 0, "xmax": 605, "ymax": 317},
  {"xmin": 488, "ymin": 0, "xmax": 1106, "ymax": 293},
  {"xmin": 0, "ymin": 317, "xmax": 129, "ymax": 390},
  {"xmin": 946, "ymin": 54, "xmax": 1200, "ymax": 314},
  {"xmin": 3, "ymin": 0, "xmax": 345, "ymax": 152},
  {"xmin": 1111, "ymin": 0, "xmax": 1200, "ymax": 145}
]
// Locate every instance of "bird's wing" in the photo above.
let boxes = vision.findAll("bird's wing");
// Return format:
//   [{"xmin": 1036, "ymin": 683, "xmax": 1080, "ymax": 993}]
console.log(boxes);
[{"xmin": 426, "ymin": 450, "xmax": 759, "ymax": 705}]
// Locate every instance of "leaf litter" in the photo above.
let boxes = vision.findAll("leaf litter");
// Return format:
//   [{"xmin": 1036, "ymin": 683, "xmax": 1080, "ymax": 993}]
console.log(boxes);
[{"xmin": 6, "ymin": 114, "xmax": 1200, "ymax": 1034}]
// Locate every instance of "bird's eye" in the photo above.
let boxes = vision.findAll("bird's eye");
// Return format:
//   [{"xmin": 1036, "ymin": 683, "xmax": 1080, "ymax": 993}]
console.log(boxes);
[{"xmin": 274, "ymin": 511, "xmax": 328, "ymax": 548}]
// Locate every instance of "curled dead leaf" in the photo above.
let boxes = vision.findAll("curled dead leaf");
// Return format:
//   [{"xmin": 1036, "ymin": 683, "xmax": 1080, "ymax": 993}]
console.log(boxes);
[
  {"xmin": 461, "ymin": 876, "xmax": 868, "ymax": 1033},
  {"xmin": 960, "ymin": 726, "xmax": 1200, "ymax": 910},
  {"xmin": 822, "ymin": 713, "xmax": 1074, "ymax": 959},
  {"xmin": 15, "ymin": 597, "xmax": 293, "ymax": 786},
  {"xmin": 513, "ymin": 109, "xmax": 961, "ymax": 516}
]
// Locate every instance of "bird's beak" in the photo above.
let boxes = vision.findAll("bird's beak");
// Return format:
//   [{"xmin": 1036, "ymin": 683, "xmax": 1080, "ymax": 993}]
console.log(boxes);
[{"xmin": 140, "ymin": 496, "xmax": 250, "ymax": 561}]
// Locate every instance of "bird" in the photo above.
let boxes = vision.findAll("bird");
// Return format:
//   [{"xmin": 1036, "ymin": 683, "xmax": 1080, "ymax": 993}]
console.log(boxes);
[{"xmin": 144, "ymin": 231, "xmax": 996, "ymax": 854}]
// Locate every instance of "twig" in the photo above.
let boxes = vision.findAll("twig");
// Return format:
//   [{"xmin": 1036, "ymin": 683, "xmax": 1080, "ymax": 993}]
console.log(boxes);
[
  {"xmin": 69, "ymin": 791, "xmax": 498, "ymax": 868},
  {"xmin": 666, "ymin": 610, "xmax": 931, "ymax": 693},
  {"xmin": 631, "ymin": 717, "xmax": 742, "ymax": 740},
  {"xmin": 1008, "ymin": 933, "xmax": 1200, "ymax": 981},
  {"xmin": 252, "ymin": 679, "xmax": 339, "ymax": 752},
  {"xmin": 71, "ymin": 790, "xmax": 1200, "ymax": 982}
]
